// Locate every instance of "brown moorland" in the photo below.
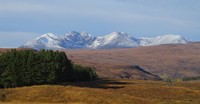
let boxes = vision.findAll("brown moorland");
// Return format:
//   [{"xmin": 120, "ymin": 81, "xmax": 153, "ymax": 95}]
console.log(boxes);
[
  {"xmin": 65, "ymin": 42, "xmax": 200, "ymax": 80},
  {"xmin": 0, "ymin": 78, "xmax": 200, "ymax": 104}
]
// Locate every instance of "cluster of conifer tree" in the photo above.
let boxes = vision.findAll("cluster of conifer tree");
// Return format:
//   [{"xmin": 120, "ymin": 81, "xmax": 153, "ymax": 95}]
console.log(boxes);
[{"xmin": 0, "ymin": 49, "xmax": 97, "ymax": 88}]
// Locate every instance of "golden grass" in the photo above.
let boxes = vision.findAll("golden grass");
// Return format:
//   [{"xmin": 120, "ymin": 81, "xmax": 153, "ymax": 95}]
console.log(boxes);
[{"xmin": 0, "ymin": 79, "xmax": 200, "ymax": 104}]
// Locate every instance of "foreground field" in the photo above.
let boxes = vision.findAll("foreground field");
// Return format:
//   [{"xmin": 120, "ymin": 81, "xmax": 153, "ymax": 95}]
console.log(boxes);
[{"xmin": 0, "ymin": 79, "xmax": 200, "ymax": 104}]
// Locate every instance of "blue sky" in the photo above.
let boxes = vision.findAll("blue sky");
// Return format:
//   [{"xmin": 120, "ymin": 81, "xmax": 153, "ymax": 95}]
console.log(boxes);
[{"xmin": 0, "ymin": 0, "xmax": 200, "ymax": 47}]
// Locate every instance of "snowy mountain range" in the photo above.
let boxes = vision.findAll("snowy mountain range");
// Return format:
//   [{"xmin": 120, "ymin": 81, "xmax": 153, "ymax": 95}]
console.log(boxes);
[{"xmin": 20, "ymin": 31, "xmax": 188, "ymax": 50}]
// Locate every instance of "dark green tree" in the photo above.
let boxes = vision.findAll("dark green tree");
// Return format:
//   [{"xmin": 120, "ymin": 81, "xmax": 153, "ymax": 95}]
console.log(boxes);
[{"xmin": 0, "ymin": 49, "xmax": 97, "ymax": 88}]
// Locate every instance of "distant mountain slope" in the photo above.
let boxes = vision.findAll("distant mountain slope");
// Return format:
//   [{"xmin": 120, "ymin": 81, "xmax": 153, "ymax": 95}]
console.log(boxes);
[{"xmin": 20, "ymin": 31, "xmax": 189, "ymax": 50}]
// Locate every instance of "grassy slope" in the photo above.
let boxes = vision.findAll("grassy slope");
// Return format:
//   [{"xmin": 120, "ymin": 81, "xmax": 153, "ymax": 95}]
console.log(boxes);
[{"xmin": 0, "ymin": 79, "xmax": 200, "ymax": 104}]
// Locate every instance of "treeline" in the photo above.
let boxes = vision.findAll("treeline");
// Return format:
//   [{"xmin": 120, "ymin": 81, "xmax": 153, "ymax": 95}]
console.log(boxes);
[{"xmin": 0, "ymin": 49, "xmax": 97, "ymax": 88}]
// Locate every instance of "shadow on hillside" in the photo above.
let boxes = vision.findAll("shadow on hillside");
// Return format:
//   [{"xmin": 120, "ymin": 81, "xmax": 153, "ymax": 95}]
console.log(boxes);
[{"xmin": 59, "ymin": 78, "xmax": 131, "ymax": 89}]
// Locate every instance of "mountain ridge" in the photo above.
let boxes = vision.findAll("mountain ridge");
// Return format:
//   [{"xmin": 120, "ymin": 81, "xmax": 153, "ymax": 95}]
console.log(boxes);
[{"xmin": 20, "ymin": 31, "xmax": 189, "ymax": 50}]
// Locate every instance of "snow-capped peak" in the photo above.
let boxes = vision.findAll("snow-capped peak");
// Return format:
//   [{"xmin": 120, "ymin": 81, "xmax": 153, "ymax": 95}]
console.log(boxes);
[
  {"xmin": 39, "ymin": 33, "xmax": 58, "ymax": 39},
  {"xmin": 60, "ymin": 31, "xmax": 96, "ymax": 49},
  {"xmin": 155, "ymin": 34, "xmax": 186, "ymax": 41},
  {"xmin": 36, "ymin": 33, "xmax": 59, "ymax": 43},
  {"xmin": 20, "ymin": 32, "xmax": 189, "ymax": 50},
  {"xmin": 89, "ymin": 32, "xmax": 139, "ymax": 49},
  {"xmin": 105, "ymin": 32, "xmax": 129, "ymax": 39},
  {"xmin": 20, "ymin": 33, "xmax": 63, "ymax": 50},
  {"xmin": 139, "ymin": 34, "xmax": 188, "ymax": 46},
  {"xmin": 63, "ymin": 31, "xmax": 93, "ymax": 40}
]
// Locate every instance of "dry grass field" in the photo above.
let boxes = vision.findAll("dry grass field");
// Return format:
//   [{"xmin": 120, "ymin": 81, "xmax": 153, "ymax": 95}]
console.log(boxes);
[{"xmin": 0, "ymin": 78, "xmax": 200, "ymax": 104}]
